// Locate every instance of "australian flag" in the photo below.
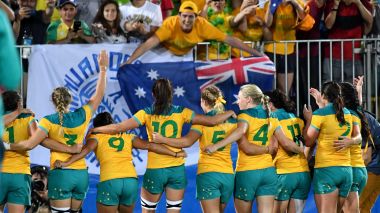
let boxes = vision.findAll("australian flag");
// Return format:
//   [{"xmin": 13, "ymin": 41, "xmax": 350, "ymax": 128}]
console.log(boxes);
[{"xmin": 117, "ymin": 56, "xmax": 276, "ymax": 115}]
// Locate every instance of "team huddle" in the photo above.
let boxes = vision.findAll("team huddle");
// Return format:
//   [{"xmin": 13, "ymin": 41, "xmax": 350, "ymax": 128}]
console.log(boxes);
[{"xmin": 0, "ymin": 50, "xmax": 376, "ymax": 213}]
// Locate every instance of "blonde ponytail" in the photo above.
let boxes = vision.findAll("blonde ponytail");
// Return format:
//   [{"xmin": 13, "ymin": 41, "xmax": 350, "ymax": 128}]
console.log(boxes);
[{"xmin": 201, "ymin": 85, "xmax": 225, "ymax": 114}]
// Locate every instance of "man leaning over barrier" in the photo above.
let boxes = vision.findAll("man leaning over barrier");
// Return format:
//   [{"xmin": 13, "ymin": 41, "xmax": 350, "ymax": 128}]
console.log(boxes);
[{"xmin": 124, "ymin": 1, "xmax": 264, "ymax": 64}]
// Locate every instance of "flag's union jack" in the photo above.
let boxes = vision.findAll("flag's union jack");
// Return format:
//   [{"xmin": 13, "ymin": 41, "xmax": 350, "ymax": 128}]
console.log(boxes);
[{"xmin": 195, "ymin": 56, "xmax": 276, "ymax": 90}]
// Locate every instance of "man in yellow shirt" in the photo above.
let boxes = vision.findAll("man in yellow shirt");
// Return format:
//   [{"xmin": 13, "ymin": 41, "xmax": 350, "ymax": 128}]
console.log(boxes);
[{"xmin": 125, "ymin": 1, "xmax": 263, "ymax": 64}]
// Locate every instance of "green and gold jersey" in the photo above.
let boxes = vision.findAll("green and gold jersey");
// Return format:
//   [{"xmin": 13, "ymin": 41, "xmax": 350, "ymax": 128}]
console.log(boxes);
[
  {"xmin": 2, "ymin": 113, "xmax": 35, "ymax": 174},
  {"xmin": 311, "ymin": 104, "xmax": 353, "ymax": 168},
  {"xmin": 272, "ymin": 109, "xmax": 309, "ymax": 174},
  {"xmin": 38, "ymin": 104, "xmax": 93, "ymax": 170},
  {"xmin": 89, "ymin": 132, "xmax": 137, "ymax": 182},
  {"xmin": 133, "ymin": 105, "xmax": 195, "ymax": 169},
  {"xmin": 236, "ymin": 105, "xmax": 280, "ymax": 172},
  {"xmin": 348, "ymin": 110, "xmax": 364, "ymax": 167},
  {"xmin": 191, "ymin": 110, "xmax": 237, "ymax": 175}
]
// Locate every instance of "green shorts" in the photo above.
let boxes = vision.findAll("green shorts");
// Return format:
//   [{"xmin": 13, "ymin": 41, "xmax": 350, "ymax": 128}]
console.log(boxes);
[
  {"xmin": 313, "ymin": 166, "xmax": 353, "ymax": 198},
  {"xmin": 351, "ymin": 167, "xmax": 367, "ymax": 195},
  {"xmin": 97, "ymin": 178, "xmax": 138, "ymax": 206},
  {"xmin": 0, "ymin": 173, "xmax": 31, "ymax": 206},
  {"xmin": 196, "ymin": 172, "xmax": 234, "ymax": 203},
  {"xmin": 48, "ymin": 169, "xmax": 89, "ymax": 200},
  {"xmin": 234, "ymin": 167, "xmax": 277, "ymax": 201},
  {"xmin": 143, "ymin": 165, "xmax": 187, "ymax": 194},
  {"xmin": 276, "ymin": 172, "xmax": 311, "ymax": 201}
]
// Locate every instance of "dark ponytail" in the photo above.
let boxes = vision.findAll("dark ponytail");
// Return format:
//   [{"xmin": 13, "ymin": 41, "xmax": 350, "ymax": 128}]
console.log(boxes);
[
  {"xmin": 264, "ymin": 89, "xmax": 295, "ymax": 113},
  {"xmin": 152, "ymin": 78, "xmax": 173, "ymax": 115},
  {"xmin": 321, "ymin": 81, "xmax": 345, "ymax": 125},
  {"xmin": 340, "ymin": 82, "xmax": 371, "ymax": 142}
]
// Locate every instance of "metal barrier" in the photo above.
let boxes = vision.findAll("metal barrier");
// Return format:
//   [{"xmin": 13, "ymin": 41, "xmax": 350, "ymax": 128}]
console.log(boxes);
[
  {"xmin": 17, "ymin": 37, "xmax": 380, "ymax": 119},
  {"xmin": 195, "ymin": 37, "xmax": 380, "ymax": 119}
]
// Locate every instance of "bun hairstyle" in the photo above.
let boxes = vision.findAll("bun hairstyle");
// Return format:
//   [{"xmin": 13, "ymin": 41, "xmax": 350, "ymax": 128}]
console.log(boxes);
[
  {"xmin": 201, "ymin": 85, "xmax": 226, "ymax": 114},
  {"xmin": 51, "ymin": 87, "xmax": 72, "ymax": 135},
  {"xmin": 265, "ymin": 89, "xmax": 296, "ymax": 113},
  {"xmin": 321, "ymin": 81, "xmax": 345, "ymax": 125},
  {"xmin": 152, "ymin": 78, "xmax": 173, "ymax": 115}
]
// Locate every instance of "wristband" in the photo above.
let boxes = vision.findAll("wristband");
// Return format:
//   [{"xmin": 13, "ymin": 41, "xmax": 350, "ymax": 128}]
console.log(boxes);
[
  {"xmin": 332, "ymin": 8, "xmax": 338, "ymax": 11},
  {"xmin": 3, "ymin": 142, "xmax": 10, "ymax": 150}
]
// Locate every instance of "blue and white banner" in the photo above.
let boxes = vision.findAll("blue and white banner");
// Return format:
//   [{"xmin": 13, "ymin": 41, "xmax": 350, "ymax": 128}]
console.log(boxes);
[{"xmin": 27, "ymin": 44, "xmax": 196, "ymax": 175}]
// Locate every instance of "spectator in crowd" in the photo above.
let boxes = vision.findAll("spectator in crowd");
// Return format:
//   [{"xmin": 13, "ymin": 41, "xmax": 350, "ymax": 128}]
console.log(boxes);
[
  {"xmin": 75, "ymin": 0, "xmax": 102, "ymax": 26},
  {"xmin": 120, "ymin": 0, "xmax": 162, "ymax": 43},
  {"xmin": 297, "ymin": 0, "xmax": 325, "ymax": 111},
  {"xmin": 125, "ymin": 1, "xmax": 262, "ymax": 64},
  {"xmin": 231, "ymin": 0, "xmax": 272, "ymax": 57},
  {"xmin": 13, "ymin": 0, "xmax": 55, "ymax": 45},
  {"xmin": 92, "ymin": 0, "xmax": 128, "ymax": 44},
  {"xmin": 0, "ymin": 9, "xmax": 21, "ymax": 167},
  {"xmin": 151, "ymin": 0, "xmax": 174, "ymax": 20},
  {"xmin": 322, "ymin": 0, "xmax": 373, "ymax": 82},
  {"xmin": 181, "ymin": 0, "xmax": 206, "ymax": 15},
  {"xmin": 264, "ymin": 0, "xmax": 306, "ymax": 96},
  {"xmin": 197, "ymin": 0, "xmax": 256, "ymax": 60},
  {"xmin": 0, "ymin": 0, "xmax": 15, "ymax": 20},
  {"xmin": 36, "ymin": 0, "xmax": 60, "ymax": 22},
  {"xmin": 29, "ymin": 166, "xmax": 50, "ymax": 213},
  {"xmin": 47, "ymin": 0, "xmax": 95, "ymax": 44}
]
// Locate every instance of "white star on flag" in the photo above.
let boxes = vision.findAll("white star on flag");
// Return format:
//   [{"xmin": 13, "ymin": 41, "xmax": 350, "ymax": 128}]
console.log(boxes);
[
  {"xmin": 233, "ymin": 94, "xmax": 239, "ymax": 104},
  {"xmin": 135, "ymin": 87, "xmax": 146, "ymax": 98},
  {"xmin": 147, "ymin": 69, "xmax": 159, "ymax": 80},
  {"xmin": 174, "ymin": 86, "xmax": 185, "ymax": 98}
]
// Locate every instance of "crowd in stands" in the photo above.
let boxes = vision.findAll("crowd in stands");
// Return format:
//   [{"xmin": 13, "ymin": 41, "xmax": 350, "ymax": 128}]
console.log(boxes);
[{"xmin": 0, "ymin": 0, "xmax": 379, "ymax": 105}]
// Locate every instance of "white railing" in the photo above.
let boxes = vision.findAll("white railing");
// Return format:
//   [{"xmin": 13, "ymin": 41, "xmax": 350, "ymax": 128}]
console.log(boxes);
[
  {"xmin": 16, "ymin": 37, "xmax": 380, "ymax": 119},
  {"xmin": 195, "ymin": 37, "xmax": 380, "ymax": 119}
]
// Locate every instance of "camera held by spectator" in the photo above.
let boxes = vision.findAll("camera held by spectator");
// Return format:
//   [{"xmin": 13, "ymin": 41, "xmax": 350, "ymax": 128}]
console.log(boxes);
[{"xmin": 29, "ymin": 165, "xmax": 50, "ymax": 213}]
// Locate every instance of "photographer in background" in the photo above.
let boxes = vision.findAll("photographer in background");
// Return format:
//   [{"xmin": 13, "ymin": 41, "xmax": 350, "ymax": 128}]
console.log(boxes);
[
  {"xmin": 46, "ymin": 0, "xmax": 94, "ymax": 44},
  {"xmin": 13, "ymin": 0, "xmax": 55, "ymax": 45},
  {"xmin": 28, "ymin": 166, "xmax": 49, "ymax": 213}
]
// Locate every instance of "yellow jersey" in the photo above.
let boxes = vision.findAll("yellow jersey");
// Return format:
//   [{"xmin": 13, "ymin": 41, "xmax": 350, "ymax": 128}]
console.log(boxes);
[
  {"xmin": 197, "ymin": 11, "xmax": 233, "ymax": 60},
  {"xmin": 2, "ymin": 113, "xmax": 35, "ymax": 174},
  {"xmin": 155, "ymin": 16, "xmax": 227, "ymax": 56},
  {"xmin": 232, "ymin": 7, "xmax": 266, "ymax": 57},
  {"xmin": 89, "ymin": 132, "xmax": 137, "ymax": 182},
  {"xmin": 191, "ymin": 110, "xmax": 237, "ymax": 174},
  {"xmin": 133, "ymin": 105, "xmax": 195, "ymax": 169},
  {"xmin": 38, "ymin": 104, "xmax": 93, "ymax": 170},
  {"xmin": 349, "ymin": 110, "xmax": 365, "ymax": 167},
  {"xmin": 264, "ymin": 1, "xmax": 304, "ymax": 55},
  {"xmin": 311, "ymin": 104, "xmax": 353, "ymax": 168},
  {"xmin": 272, "ymin": 109, "xmax": 309, "ymax": 174},
  {"xmin": 236, "ymin": 105, "xmax": 281, "ymax": 172}
]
